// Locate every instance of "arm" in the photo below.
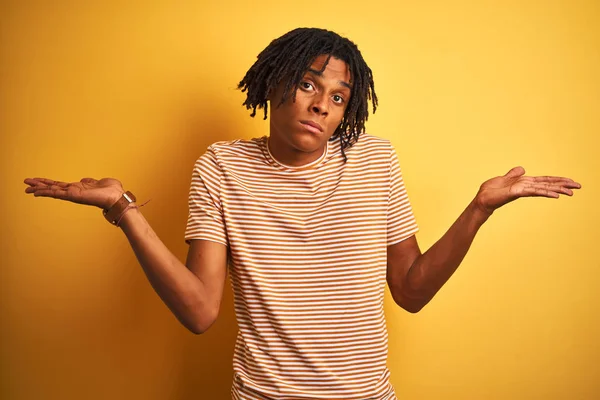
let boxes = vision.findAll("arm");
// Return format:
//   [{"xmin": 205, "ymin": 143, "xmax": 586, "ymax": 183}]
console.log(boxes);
[
  {"xmin": 24, "ymin": 177, "xmax": 227, "ymax": 334},
  {"xmin": 387, "ymin": 200, "xmax": 488, "ymax": 313},
  {"xmin": 119, "ymin": 207, "xmax": 227, "ymax": 334},
  {"xmin": 387, "ymin": 166, "xmax": 581, "ymax": 313}
]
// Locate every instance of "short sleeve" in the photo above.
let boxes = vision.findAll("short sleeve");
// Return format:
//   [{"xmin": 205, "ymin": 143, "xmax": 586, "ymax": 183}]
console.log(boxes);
[
  {"xmin": 387, "ymin": 147, "xmax": 419, "ymax": 245},
  {"xmin": 184, "ymin": 147, "xmax": 228, "ymax": 246}
]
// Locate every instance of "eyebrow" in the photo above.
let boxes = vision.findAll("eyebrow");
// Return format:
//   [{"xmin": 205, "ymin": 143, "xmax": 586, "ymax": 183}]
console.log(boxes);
[{"xmin": 307, "ymin": 69, "xmax": 352, "ymax": 90}]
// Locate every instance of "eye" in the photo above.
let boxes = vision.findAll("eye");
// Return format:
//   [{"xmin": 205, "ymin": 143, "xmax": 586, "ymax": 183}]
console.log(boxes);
[
  {"xmin": 299, "ymin": 81, "xmax": 314, "ymax": 91},
  {"xmin": 332, "ymin": 95, "xmax": 345, "ymax": 104}
]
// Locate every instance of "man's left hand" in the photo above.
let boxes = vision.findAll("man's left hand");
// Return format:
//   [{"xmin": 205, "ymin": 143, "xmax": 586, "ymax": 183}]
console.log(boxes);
[{"xmin": 474, "ymin": 166, "xmax": 581, "ymax": 215}]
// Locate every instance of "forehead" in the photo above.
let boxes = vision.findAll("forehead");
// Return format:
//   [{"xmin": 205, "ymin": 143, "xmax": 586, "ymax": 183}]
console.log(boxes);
[{"xmin": 307, "ymin": 54, "xmax": 351, "ymax": 84}]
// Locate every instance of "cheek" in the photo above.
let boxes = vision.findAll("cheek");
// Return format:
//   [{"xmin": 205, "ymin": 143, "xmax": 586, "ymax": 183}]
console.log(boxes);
[
  {"xmin": 326, "ymin": 121, "xmax": 341, "ymax": 135},
  {"xmin": 329, "ymin": 109, "xmax": 345, "ymax": 128},
  {"xmin": 271, "ymin": 100, "xmax": 292, "ymax": 120},
  {"xmin": 279, "ymin": 104, "xmax": 298, "ymax": 124}
]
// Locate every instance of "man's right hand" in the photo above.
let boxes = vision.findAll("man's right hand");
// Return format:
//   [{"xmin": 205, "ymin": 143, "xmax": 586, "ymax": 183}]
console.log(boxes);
[
  {"xmin": 24, "ymin": 176, "xmax": 228, "ymax": 334},
  {"xmin": 24, "ymin": 177, "xmax": 125, "ymax": 209}
]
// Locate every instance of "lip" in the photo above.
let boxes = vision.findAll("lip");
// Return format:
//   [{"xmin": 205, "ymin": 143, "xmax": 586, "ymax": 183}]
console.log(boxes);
[{"xmin": 299, "ymin": 120, "xmax": 323, "ymax": 133}]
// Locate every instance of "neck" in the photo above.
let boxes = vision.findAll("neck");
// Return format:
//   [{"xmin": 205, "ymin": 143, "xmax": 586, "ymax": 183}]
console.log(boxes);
[{"xmin": 267, "ymin": 136, "xmax": 327, "ymax": 167}]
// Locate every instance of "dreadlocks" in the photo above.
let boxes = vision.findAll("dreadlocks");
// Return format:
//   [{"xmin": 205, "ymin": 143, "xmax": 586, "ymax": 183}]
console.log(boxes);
[{"xmin": 237, "ymin": 28, "xmax": 378, "ymax": 159}]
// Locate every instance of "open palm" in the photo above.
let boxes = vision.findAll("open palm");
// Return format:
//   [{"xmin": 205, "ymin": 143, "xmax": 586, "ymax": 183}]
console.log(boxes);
[
  {"xmin": 24, "ymin": 177, "xmax": 124, "ymax": 209},
  {"xmin": 475, "ymin": 166, "xmax": 581, "ymax": 214}
]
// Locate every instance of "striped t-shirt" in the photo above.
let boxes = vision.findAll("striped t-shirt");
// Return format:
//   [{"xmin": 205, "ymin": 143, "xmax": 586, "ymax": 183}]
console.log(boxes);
[{"xmin": 185, "ymin": 133, "xmax": 418, "ymax": 399}]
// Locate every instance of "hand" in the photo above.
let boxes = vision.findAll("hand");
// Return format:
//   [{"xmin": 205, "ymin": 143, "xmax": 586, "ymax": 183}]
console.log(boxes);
[
  {"xmin": 474, "ymin": 166, "xmax": 582, "ymax": 215},
  {"xmin": 24, "ymin": 177, "xmax": 125, "ymax": 210}
]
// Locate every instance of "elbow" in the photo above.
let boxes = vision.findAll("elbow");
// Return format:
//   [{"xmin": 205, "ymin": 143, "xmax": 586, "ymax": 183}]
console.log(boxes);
[
  {"xmin": 189, "ymin": 316, "xmax": 216, "ymax": 335},
  {"xmin": 390, "ymin": 286, "xmax": 428, "ymax": 314},
  {"xmin": 189, "ymin": 324, "xmax": 208, "ymax": 335},
  {"xmin": 401, "ymin": 301, "xmax": 425, "ymax": 314},
  {"xmin": 188, "ymin": 306, "xmax": 220, "ymax": 335},
  {"xmin": 392, "ymin": 294, "xmax": 425, "ymax": 314}
]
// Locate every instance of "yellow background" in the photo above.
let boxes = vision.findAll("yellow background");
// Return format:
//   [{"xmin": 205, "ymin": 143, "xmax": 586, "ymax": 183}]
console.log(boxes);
[{"xmin": 1, "ymin": 1, "xmax": 598, "ymax": 399}]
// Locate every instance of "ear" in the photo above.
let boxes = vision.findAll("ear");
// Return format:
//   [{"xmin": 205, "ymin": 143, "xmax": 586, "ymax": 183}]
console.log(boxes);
[
  {"xmin": 266, "ymin": 84, "xmax": 281, "ymax": 102},
  {"xmin": 269, "ymin": 76, "xmax": 297, "ymax": 103}
]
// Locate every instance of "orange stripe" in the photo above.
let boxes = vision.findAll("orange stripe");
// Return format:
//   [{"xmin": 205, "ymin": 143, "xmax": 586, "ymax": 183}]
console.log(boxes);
[{"xmin": 185, "ymin": 133, "xmax": 414, "ymax": 399}]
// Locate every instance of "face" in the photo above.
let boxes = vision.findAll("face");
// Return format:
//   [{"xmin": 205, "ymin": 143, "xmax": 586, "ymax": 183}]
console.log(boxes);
[{"xmin": 268, "ymin": 54, "xmax": 352, "ymax": 166}]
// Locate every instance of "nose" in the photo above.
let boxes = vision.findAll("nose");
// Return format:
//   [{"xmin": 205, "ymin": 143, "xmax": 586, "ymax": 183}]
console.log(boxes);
[{"xmin": 310, "ymin": 94, "xmax": 328, "ymax": 116}]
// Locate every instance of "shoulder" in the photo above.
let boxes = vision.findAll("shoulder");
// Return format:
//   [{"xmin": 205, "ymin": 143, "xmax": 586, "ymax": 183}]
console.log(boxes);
[
  {"xmin": 358, "ymin": 132, "xmax": 391, "ymax": 145},
  {"xmin": 345, "ymin": 132, "xmax": 395, "ymax": 158},
  {"xmin": 194, "ymin": 136, "xmax": 266, "ymax": 166},
  {"xmin": 207, "ymin": 137, "xmax": 264, "ymax": 159}
]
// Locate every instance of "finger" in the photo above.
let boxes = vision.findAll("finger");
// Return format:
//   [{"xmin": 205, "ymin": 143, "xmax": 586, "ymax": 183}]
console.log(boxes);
[
  {"xmin": 522, "ymin": 182, "xmax": 580, "ymax": 197},
  {"xmin": 505, "ymin": 166, "xmax": 526, "ymax": 178},
  {"xmin": 532, "ymin": 175, "xmax": 581, "ymax": 187},
  {"xmin": 24, "ymin": 178, "xmax": 50, "ymax": 187},
  {"xmin": 25, "ymin": 187, "xmax": 48, "ymax": 194},
  {"xmin": 521, "ymin": 186, "xmax": 561, "ymax": 198},
  {"xmin": 30, "ymin": 178, "xmax": 70, "ymax": 188},
  {"xmin": 543, "ymin": 184, "xmax": 574, "ymax": 196},
  {"xmin": 528, "ymin": 182, "xmax": 577, "ymax": 196},
  {"xmin": 563, "ymin": 181, "xmax": 582, "ymax": 189},
  {"xmin": 24, "ymin": 179, "xmax": 53, "ymax": 189},
  {"xmin": 32, "ymin": 187, "xmax": 70, "ymax": 200},
  {"xmin": 539, "ymin": 176, "xmax": 576, "ymax": 184},
  {"xmin": 550, "ymin": 179, "xmax": 581, "ymax": 189}
]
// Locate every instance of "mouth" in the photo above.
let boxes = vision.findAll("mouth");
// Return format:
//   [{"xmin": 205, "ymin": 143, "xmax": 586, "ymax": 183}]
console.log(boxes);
[{"xmin": 299, "ymin": 120, "xmax": 323, "ymax": 134}]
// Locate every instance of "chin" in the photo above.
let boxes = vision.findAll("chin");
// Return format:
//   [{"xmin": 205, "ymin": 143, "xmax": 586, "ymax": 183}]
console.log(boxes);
[{"xmin": 289, "ymin": 133, "xmax": 327, "ymax": 153}]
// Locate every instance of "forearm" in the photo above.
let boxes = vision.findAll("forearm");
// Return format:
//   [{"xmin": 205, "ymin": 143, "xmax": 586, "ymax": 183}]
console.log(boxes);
[
  {"xmin": 404, "ymin": 198, "xmax": 491, "ymax": 310},
  {"xmin": 117, "ymin": 206, "xmax": 210, "ymax": 333}
]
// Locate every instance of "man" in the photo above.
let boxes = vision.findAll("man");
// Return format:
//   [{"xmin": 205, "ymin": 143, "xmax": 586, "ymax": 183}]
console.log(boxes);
[{"xmin": 24, "ymin": 28, "xmax": 581, "ymax": 399}]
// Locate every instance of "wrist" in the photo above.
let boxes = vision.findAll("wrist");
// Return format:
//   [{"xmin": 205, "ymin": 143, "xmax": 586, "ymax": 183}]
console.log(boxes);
[
  {"xmin": 115, "ymin": 203, "xmax": 139, "ymax": 228},
  {"xmin": 469, "ymin": 197, "xmax": 493, "ymax": 224},
  {"xmin": 104, "ymin": 191, "xmax": 125, "ymax": 210},
  {"xmin": 103, "ymin": 191, "xmax": 137, "ymax": 226}
]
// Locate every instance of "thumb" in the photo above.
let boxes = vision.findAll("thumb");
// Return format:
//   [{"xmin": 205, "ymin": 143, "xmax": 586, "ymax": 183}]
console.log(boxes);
[
  {"xmin": 80, "ymin": 178, "xmax": 98, "ymax": 184},
  {"xmin": 505, "ymin": 166, "xmax": 525, "ymax": 178}
]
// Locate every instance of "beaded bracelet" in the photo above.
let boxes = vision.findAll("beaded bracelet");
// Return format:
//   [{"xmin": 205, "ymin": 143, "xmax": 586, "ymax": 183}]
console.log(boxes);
[{"xmin": 115, "ymin": 199, "xmax": 151, "ymax": 227}]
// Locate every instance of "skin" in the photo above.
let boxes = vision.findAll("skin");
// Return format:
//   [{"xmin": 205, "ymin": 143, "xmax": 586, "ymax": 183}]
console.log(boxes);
[
  {"xmin": 386, "ymin": 166, "xmax": 581, "ymax": 312},
  {"xmin": 23, "ymin": 54, "xmax": 582, "ymax": 331},
  {"xmin": 268, "ymin": 55, "xmax": 351, "ymax": 166}
]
